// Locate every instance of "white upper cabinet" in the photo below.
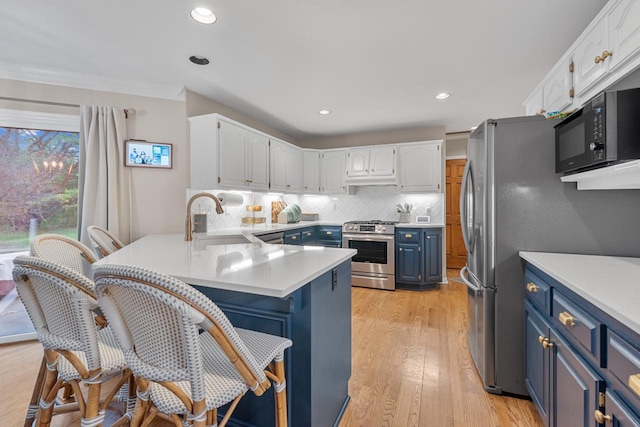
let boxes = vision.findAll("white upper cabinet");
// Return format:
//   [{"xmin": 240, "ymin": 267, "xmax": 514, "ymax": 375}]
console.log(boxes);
[
  {"xmin": 321, "ymin": 149, "xmax": 348, "ymax": 194},
  {"xmin": 270, "ymin": 138, "xmax": 303, "ymax": 193},
  {"xmin": 189, "ymin": 114, "xmax": 269, "ymax": 191},
  {"xmin": 398, "ymin": 141, "xmax": 442, "ymax": 193},
  {"xmin": 345, "ymin": 145, "xmax": 398, "ymax": 185},
  {"xmin": 346, "ymin": 148, "xmax": 370, "ymax": 178},
  {"xmin": 572, "ymin": 15, "xmax": 609, "ymax": 98},
  {"xmin": 543, "ymin": 60, "xmax": 574, "ymax": 113},
  {"xmin": 608, "ymin": 0, "xmax": 640, "ymax": 72},
  {"xmin": 524, "ymin": 0, "xmax": 640, "ymax": 115},
  {"xmin": 302, "ymin": 149, "xmax": 321, "ymax": 194}
]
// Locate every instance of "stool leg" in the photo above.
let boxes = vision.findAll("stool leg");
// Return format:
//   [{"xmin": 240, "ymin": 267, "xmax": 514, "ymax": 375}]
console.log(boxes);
[
  {"xmin": 273, "ymin": 355, "xmax": 288, "ymax": 427},
  {"xmin": 24, "ymin": 357, "xmax": 46, "ymax": 427}
]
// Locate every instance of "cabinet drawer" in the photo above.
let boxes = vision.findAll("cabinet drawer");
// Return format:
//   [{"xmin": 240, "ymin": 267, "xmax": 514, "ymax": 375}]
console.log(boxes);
[
  {"xmin": 396, "ymin": 229, "xmax": 420, "ymax": 243},
  {"xmin": 301, "ymin": 228, "xmax": 316, "ymax": 243},
  {"xmin": 317, "ymin": 227, "xmax": 340, "ymax": 241},
  {"xmin": 552, "ymin": 291, "xmax": 603, "ymax": 364},
  {"xmin": 284, "ymin": 231, "xmax": 301, "ymax": 244},
  {"xmin": 609, "ymin": 331, "xmax": 640, "ymax": 407},
  {"xmin": 524, "ymin": 270, "xmax": 551, "ymax": 315}
]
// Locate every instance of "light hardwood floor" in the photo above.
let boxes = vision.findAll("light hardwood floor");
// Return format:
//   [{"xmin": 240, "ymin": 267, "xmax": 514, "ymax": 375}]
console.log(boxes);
[{"xmin": 0, "ymin": 270, "xmax": 543, "ymax": 426}]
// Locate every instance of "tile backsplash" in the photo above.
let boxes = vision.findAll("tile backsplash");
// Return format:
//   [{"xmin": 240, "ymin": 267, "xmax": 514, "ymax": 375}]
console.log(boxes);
[{"xmin": 187, "ymin": 186, "xmax": 443, "ymax": 230}]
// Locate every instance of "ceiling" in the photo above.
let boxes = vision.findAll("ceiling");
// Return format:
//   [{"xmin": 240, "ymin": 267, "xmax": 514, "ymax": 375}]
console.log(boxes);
[{"xmin": 0, "ymin": 0, "xmax": 607, "ymax": 141}]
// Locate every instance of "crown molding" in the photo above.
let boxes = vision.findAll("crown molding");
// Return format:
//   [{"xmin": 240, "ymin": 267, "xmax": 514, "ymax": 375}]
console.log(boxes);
[{"xmin": 0, "ymin": 62, "xmax": 186, "ymax": 101}]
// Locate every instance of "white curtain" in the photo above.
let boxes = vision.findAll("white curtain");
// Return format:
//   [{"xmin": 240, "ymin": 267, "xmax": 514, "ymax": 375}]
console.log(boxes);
[{"xmin": 78, "ymin": 106, "xmax": 131, "ymax": 247}]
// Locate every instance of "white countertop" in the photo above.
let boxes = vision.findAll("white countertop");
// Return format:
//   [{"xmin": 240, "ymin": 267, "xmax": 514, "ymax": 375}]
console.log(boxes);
[
  {"xmin": 395, "ymin": 222, "xmax": 444, "ymax": 228},
  {"xmin": 520, "ymin": 251, "xmax": 640, "ymax": 335},
  {"xmin": 94, "ymin": 233, "xmax": 356, "ymax": 298}
]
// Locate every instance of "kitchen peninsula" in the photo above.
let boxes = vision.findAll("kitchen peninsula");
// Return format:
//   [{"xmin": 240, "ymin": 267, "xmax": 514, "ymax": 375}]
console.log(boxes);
[{"xmin": 94, "ymin": 232, "xmax": 356, "ymax": 427}]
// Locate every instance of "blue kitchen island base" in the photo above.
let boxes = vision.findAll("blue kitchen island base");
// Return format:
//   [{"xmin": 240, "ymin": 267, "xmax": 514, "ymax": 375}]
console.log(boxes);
[{"xmin": 193, "ymin": 260, "xmax": 352, "ymax": 427}]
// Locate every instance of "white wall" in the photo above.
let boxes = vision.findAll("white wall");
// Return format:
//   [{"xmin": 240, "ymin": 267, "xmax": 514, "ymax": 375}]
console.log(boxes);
[{"xmin": 0, "ymin": 78, "xmax": 187, "ymax": 240}]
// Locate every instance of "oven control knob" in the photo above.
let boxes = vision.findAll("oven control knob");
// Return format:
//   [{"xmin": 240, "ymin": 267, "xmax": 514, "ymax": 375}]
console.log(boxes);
[{"xmin": 589, "ymin": 142, "xmax": 605, "ymax": 151}]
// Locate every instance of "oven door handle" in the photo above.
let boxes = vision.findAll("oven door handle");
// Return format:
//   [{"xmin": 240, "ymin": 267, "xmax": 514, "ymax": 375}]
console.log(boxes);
[{"xmin": 342, "ymin": 233, "xmax": 395, "ymax": 241}]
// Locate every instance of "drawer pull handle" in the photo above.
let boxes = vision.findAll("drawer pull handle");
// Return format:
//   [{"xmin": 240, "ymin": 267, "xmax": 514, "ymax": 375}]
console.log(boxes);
[
  {"xmin": 526, "ymin": 282, "xmax": 539, "ymax": 293},
  {"xmin": 559, "ymin": 311, "xmax": 576, "ymax": 327},
  {"xmin": 326, "ymin": 231, "xmax": 333, "ymax": 235},
  {"xmin": 629, "ymin": 374, "xmax": 640, "ymax": 396},
  {"xmin": 594, "ymin": 410, "xmax": 612, "ymax": 424},
  {"xmin": 291, "ymin": 236, "xmax": 297, "ymax": 240},
  {"xmin": 405, "ymin": 234, "xmax": 412, "ymax": 238}
]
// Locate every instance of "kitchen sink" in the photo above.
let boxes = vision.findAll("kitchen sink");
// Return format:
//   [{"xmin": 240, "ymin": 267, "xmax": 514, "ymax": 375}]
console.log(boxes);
[{"xmin": 194, "ymin": 235, "xmax": 251, "ymax": 246}]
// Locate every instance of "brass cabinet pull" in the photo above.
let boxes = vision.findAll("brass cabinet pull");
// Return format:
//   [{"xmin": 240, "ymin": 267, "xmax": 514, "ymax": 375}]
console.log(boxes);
[
  {"xmin": 405, "ymin": 234, "xmax": 412, "ymax": 238},
  {"xmin": 326, "ymin": 231, "xmax": 333, "ymax": 235},
  {"xmin": 595, "ymin": 50, "xmax": 613, "ymax": 63},
  {"xmin": 538, "ymin": 335, "xmax": 554, "ymax": 349},
  {"xmin": 527, "ymin": 282, "xmax": 539, "ymax": 293},
  {"xmin": 559, "ymin": 311, "xmax": 576, "ymax": 327},
  {"xmin": 594, "ymin": 410, "xmax": 612, "ymax": 424},
  {"xmin": 629, "ymin": 374, "xmax": 640, "ymax": 396},
  {"xmin": 291, "ymin": 235, "xmax": 297, "ymax": 240}
]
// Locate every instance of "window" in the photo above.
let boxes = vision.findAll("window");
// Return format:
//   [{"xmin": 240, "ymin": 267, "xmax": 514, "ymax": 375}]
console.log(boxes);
[{"xmin": 0, "ymin": 109, "xmax": 80, "ymax": 253}]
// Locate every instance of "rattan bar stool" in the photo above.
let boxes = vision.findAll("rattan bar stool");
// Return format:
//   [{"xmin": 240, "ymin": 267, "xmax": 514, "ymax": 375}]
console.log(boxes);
[
  {"xmin": 24, "ymin": 234, "xmax": 101, "ymax": 426},
  {"xmin": 13, "ymin": 256, "xmax": 135, "ymax": 427},
  {"xmin": 87, "ymin": 226, "xmax": 124, "ymax": 259},
  {"xmin": 94, "ymin": 264, "xmax": 293, "ymax": 427}
]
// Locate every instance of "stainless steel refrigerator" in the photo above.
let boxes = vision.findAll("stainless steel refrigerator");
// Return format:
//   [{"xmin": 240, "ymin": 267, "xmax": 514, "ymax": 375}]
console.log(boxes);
[
  {"xmin": 460, "ymin": 115, "xmax": 559, "ymax": 396},
  {"xmin": 460, "ymin": 114, "xmax": 640, "ymax": 396}
]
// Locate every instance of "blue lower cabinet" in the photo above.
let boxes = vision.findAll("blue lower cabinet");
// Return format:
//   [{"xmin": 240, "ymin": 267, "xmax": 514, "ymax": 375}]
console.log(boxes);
[
  {"xmin": 599, "ymin": 391, "xmax": 640, "ymax": 427},
  {"xmin": 397, "ymin": 242, "xmax": 421, "ymax": 283},
  {"xmin": 524, "ymin": 301, "xmax": 551, "ymax": 427},
  {"xmin": 284, "ymin": 230, "xmax": 302, "ymax": 245},
  {"xmin": 395, "ymin": 228, "xmax": 442, "ymax": 290},
  {"xmin": 551, "ymin": 328, "xmax": 605, "ymax": 427},
  {"xmin": 317, "ymin": 226, "xmax": 342, "ymax": 247},
  {"xmin": 423, "ymin": 229, "xmax": 442, "ymax": 284},
  {"xmin": 300, "ymin": 227, "xmax": 316, "ymax": 245},
  {"xmin": 522, "ymin": 263, "xmax": 640, "ymax": 427}
]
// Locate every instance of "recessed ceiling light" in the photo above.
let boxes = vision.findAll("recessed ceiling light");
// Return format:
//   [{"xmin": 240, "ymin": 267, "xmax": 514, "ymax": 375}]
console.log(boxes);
[
  {"xmin": 189, "ymin": 55, "xmax": 210, "ymax": 65},
  {"xmin": 190, "ymin": 7, "xmax": 217, "ymax": 24},
  {"xmin": 318, "ymin": 109, "xmax": 331, "ymax": 115},
  {"xmin": 435, "ymin": 93, "xmax": 451, "ymax": 100}
]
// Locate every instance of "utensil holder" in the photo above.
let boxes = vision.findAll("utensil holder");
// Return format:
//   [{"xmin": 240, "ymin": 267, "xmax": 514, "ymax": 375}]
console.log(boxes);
[{"xmin": 399, "ymin": 212, "xmax": 411, "ymax": 223}]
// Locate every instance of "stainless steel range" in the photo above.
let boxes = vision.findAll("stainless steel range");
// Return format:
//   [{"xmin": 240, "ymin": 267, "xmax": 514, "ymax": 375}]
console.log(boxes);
[{"xmin": 342, "ymin": 220, "xmax": 398, "ymax": 290}]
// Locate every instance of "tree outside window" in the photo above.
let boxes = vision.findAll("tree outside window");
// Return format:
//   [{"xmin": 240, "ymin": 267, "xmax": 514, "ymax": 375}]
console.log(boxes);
[{"xmin": 0, "ymin": 126, "xmax": 79, "ymax": 252}]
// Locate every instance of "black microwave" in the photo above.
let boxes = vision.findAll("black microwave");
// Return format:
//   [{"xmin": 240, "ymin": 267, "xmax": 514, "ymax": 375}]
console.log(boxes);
[{"xmin": 555, "ymin": 87, "xmax": 640, "ymax": 174}]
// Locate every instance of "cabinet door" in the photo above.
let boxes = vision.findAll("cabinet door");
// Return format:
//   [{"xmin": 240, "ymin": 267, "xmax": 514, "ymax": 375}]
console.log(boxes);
[
  {"xmin": 525, "ymin": 301, "xmax": 551, "ymax": 427},
  {"xmin": 246, "ymin": 129, "xmax": 269, "ymax": 191},
  {"xmin": 346, "ymin": 148, "xmax": 370, "ymax": 178},
  {"xmin": 286, "ymin": 146, "xmax": 303, "ymax": 193},
  {"xmin": 269, "ymin": 139, "xmax": 289, "ymax": 191},
  {"xmin": 322, "ymin": 150, "xmax": 347, "ymax": 194},
  {"xmin": 573, "ymin": 16, "xmax": 610, "ymax": 98},
  {"xmin": 423, "ymin": 229, "xmax": 442, "ymax": 283},
  {"xmin": 543, "ymin": 60, "xmax": 574, "ymax": 113},
  {"xmin": 599, "ymin": 391, "xmax": 640, "ymax": 427},
  {"xmin": 608, "ymin": 0, "xmax": 640, "ymax": 72},
  {"xmin": 369, "ymin": 146, "xmax": 397, "ymax": 178},
  {"xmin": 397, "ymin": 243, "xmax": 421, "ymax": 283},
  {"xmin": 551, "ymin": 329, "xmax": 605, "ymax": 427},
  {"xmin": 219, "ymin": 120, "xmax": 248, "ymax": 188},
  {"xmin": 399, "ymin": 142, "xmax": 442, "ymax": 192},
  {"xmin": 524, "ymin": 89, "xmax": 545, "ymax": 116},
  {"xmin": 303, "ymin": 150, "xmax": 321, "ymax": 193}
]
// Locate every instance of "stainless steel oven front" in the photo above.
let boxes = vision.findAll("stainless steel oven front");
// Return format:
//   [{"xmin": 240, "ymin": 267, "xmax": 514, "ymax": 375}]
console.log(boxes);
[{"xmin": 342, "ymin": 221, "xmax": 396, "ymax": 290}]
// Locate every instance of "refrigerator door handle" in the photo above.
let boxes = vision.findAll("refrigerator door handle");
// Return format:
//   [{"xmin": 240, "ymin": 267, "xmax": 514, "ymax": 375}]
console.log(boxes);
[
  {"xmin": 460, "ymin": 160, "xmax": 475, "ymax": 253},
  {"xmin": 460, "ymin": 266, "xmax": 481, "ymax": 293}
]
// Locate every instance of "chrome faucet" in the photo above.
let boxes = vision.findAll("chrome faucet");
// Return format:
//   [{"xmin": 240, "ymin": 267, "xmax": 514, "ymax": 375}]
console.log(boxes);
[{"xmin": 185, "ymin": 192, "xmax": 224, "ymax": 241}]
